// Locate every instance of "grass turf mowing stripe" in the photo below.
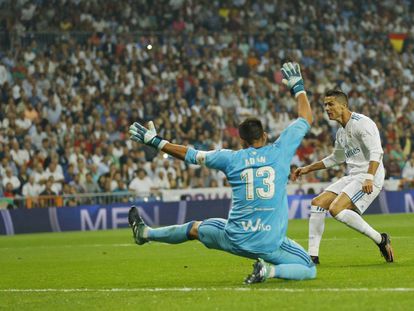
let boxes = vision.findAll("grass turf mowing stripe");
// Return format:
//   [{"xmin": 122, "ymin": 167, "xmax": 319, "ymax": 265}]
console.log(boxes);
[{"xmin": 2, "ymin": 288, "xmax": 414, "ymax": 293}]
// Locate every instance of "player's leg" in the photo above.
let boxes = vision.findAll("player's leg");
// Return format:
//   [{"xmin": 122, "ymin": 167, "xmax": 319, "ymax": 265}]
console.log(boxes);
[
  {"xmin": 197, "ymin": 218, "xmax": 235, "ymax": 252},
  {"xmin": 244, "ymin": 237, "xmax": 316, "ymax": 284},
  {"xmin": 328, "ymin": 183, "xmax": 394, "ymax": 262},
  {"xmin": 329, "ymin": 193, "xmax": 382, "ymax": 242},
  {"xmin": 128, "ymin": 206, "xmax": 199, "ymax": 245},
  {"xmin": 198, "ymin": 219, "xmax": 314, "ymax": 284},
  {"xmin": 129, "ymin": 206, "xmax": 241, "ymax": 255},
  {"xmin": 308, "ymin": 177, "xmax": 349, "ymax": 263},
  {"xmin": 308, "ymin": 191, "xmax": 337, "ymax": 263}
]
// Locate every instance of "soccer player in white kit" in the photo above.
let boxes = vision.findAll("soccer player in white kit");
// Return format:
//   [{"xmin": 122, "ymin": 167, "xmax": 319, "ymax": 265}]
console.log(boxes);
[{"xmin": 291, "ymin": 89, "xmax": 394, "ymax": 264}]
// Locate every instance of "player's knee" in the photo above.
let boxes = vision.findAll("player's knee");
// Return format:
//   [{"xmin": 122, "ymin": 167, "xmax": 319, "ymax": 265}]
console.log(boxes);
[
  {"xmin": 311, "ymin": 196, "xmax": 328, "ymax": 210},
  {"xmin": 328, "ymin": 202, "xmax": 342, "ymax": 217},
  {"xmin": 311, "ymin": 196, "xmax": 320, "ymax": 206},
  {"xmin": 188, "ymin": 221, "xmax": 201, "ymax": 240}
]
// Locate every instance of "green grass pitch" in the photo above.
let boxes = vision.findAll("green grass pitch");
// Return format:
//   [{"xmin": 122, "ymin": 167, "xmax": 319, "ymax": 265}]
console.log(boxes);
[{"xmin": 1, "ymin": 214, "xmax": 413, "ymax": 311}]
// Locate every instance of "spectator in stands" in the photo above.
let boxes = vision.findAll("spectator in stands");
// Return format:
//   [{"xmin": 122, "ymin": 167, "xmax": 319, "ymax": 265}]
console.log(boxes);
[
  {"xmin": 64, "ymin": 163, "xmax": 76, "ymax": 184},
  {"xmin": 2, "ymin": 168, "xmax": 21, "ymax": 192},
  {"xmin": 153, "ymin": 170, "xmax": 170, "ymax": 190},
  {"xmin": 83, "ymin": 173, "xmax": 100, "ymax": 193},
  {"xmin": 3, "ymin": 182, "xmax": 15, "ymax": 198},
  {"xmin": 22, "ymin": 175, "xmax": 42, "ymax": 197},
  {"xmin": 388, "ymin": 141, "xmax": 406, "ymax": 169},
  {"xmin": 0, "ymin": 62, "xmax": 10, "ymax": 86},
  {"xmin": 10, "ymin": 139, "xmax": 29, "ymax": 167},
  {"xmin": 129, "ymin": 168, "xmax": 154, "ymax": 198},
  {"xmin": 43, "ymin": 162, "xmax": 64, "ymax": 194},
  {"xmin": 31, "ymin": 162, "xmax": 45, "ymax": 185},
  {"xmin": 39, "ymin": 177, "xmax": 57, "ymax": 208},
  {"xmin": 400, "ymin": 153, "xmax": 414, "ymax": 189},
  {"xmin": 385, "ymin": 159, "xmax": 402, "ymax": 180},
  {"xmin": 69, "ymin": 174, "xmax": 85, "ymax": 193}
]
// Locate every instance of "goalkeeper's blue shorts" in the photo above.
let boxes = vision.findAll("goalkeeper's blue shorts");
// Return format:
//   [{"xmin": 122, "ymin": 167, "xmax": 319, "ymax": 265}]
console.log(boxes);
[{"xmin": 198, "ymin": 218, "xmax": 313, "ymax": 267}]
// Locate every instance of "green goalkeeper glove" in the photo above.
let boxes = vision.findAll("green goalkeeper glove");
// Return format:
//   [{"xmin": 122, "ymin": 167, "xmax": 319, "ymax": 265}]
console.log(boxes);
[
  {"xmin": 281, "ymin": 62, "xmax": 306, "ymax": 98},
  {"xmin": 129, "ymin": 121, "xmax": 168, "ymax": 150}
]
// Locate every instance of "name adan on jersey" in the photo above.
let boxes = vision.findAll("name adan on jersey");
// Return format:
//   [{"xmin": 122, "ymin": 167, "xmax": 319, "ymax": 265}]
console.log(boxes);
[{"xmin": 241, "ymin": 219, "xmax": 271, "ymax": 232}]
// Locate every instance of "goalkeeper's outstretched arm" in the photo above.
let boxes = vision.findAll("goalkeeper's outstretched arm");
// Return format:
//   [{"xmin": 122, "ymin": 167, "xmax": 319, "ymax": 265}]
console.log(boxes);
[
  {"xmin": 129, "ymin": 122, "xmax": 232, "ymax": 172},
  {"xmin": 128, "ymin": 121, "xmax": 194, "ymax": 161},
  {"xmin": 281, "ymin": 62, "xmax": 313, "ymax": 125},
  {"xmin": 158, "ymin": 142, "xmax": 188, "ymax": 161}
]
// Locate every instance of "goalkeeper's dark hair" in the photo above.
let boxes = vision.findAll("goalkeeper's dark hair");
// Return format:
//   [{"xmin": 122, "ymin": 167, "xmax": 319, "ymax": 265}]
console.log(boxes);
[
  {"xmin": 325, "ymin": 89, "xmax": 348, "ymax": 106},
  {"xmin": 238, "ymin": 117, "xmax": 264, "ymax": 145}
]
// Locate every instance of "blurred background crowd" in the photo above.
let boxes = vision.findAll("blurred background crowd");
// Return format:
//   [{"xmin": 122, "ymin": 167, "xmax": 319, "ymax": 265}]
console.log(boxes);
[{"xmin": 1, "ymin": 0, "xmax": 414, "ymax": 204}]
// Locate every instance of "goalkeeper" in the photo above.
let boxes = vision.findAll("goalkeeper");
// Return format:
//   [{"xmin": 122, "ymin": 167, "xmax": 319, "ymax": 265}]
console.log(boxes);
[{"xmin": 128, "ymin": 62, "xmax": 316, "ymax": 284}]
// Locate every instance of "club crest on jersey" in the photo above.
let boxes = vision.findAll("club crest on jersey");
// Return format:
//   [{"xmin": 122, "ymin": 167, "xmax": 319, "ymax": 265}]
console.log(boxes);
[{"xmin": 241, "ymin": 219, "xmax": 271, "ymax": 232}]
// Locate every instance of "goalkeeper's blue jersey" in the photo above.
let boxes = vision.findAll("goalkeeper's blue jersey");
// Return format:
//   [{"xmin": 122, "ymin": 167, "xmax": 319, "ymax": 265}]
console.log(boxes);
[{"xmin": 185, "ymin": 118, "xmax": 310, "ymax": 253}]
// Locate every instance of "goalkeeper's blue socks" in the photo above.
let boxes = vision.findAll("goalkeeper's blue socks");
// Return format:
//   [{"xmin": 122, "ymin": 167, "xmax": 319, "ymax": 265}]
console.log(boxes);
[
  {"xmin": 260, "ymin": 261, "xmax": 316, "ymax": 280},
  {"xmin": 145, "ymin": 221, "xmax": 195, "ymax": 244}
]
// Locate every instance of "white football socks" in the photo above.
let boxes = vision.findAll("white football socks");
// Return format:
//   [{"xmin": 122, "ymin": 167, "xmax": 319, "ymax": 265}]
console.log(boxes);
[
  {"xmin": 334, "ymin": 209, "xmax": 382, "ymax": 244},
  {"xmin": 308, "ymin": 206, "xmax": 326, "ymax": 257}
]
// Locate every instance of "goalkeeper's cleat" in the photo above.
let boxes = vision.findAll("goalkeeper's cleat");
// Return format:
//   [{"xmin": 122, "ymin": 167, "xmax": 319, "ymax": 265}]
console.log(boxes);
[
  {"xmin": 310, "ymin": 256, "xmax": 320, "ymax": 265},
  {"xmin": 128, "ymin": 206, "xmax": 148, "ymax": 245},
  {"xmin": 377, "ymin": 233, "xmax": 394, "ymax": 263},
  {"xmin": 244, "ymin": 258, "xmax": 270, "ymax": 285}
]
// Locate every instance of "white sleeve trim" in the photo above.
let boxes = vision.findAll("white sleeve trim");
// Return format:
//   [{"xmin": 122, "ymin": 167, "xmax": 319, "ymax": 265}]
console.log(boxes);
[
  {"xmin": 322, "ymin": 155, "xmax": 338, "ymax": 168},
  {"xmin": 195, "ymin": 151, "xmax": 209, "ymax": 165}
]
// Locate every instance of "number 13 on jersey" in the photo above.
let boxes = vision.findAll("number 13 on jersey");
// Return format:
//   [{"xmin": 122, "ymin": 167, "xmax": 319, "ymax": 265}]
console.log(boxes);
[{"xmin": 240, "ymin": 166, "xmax": 275, "ymax": 200}]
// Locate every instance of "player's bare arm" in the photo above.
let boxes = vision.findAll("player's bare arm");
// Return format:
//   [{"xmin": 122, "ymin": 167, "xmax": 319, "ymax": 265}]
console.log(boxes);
[
  {"xmin": 291, "ymin": 161, "xmax": 326, "ymax": 181},
  {"xmin": 128, "ymin": 120, "xmax": 190, "ymax": 161},
  {"xmin": 362, "ymin": 161, "xmax": 380, "ymax": 194},
  {"xmin": 160, "ymin": 143, "xmax": 188, "ymax": 161},
  {"xmin": 356, "ymin": 115, "xmax": 384, "ymax": 194}
]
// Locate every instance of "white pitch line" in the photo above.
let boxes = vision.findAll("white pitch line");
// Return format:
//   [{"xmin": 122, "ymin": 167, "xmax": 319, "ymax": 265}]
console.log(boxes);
[
  {"xmin": 0, "ymin": 236, "xmax": 411, "ymax": 250},
  {"xmin": 0, "ymin": 244, "xmax": 134, "ymax": 250},
  {"xmin": 1, "ymin": 288, "xmax": 414, "ymax": 293},
  {"xmin": 0, "ymin": 236, "xmax": 413, "ymax": 249}
]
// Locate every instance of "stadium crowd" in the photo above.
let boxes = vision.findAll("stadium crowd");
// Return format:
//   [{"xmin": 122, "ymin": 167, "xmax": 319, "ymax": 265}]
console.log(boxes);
[{"xmin": 1, "ymin": 0, "xmax": 414, "ymax": 203}]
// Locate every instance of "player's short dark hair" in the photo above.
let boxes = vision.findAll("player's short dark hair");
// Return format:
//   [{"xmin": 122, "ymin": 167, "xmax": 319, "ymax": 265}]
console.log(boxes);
[
  {"xmin": 238, "ymin": 117, "xmax": 264, "ymax": 144},
  {"xmin": 325, "ymin": 89, "xmax": 348, "ymax": 106}
]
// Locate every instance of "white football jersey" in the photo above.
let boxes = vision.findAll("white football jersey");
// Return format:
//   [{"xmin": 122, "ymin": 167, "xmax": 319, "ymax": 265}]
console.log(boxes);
[{"xmin": 322, "ymin": 112, "xmax": 385, "ymax": 186}]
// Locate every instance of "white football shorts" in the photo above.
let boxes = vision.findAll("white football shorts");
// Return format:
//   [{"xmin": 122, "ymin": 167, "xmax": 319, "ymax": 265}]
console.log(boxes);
[{"xmin": 325, "ymin": 174, "xmax": 383, "ymax": 214}]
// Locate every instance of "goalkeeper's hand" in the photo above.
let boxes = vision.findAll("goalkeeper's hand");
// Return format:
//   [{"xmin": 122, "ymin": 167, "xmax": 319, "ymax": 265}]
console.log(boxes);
[
  {"xmin": 129, "ymin": 121, "xmax": 168, "ymax": 150},
  {"xmin": 281, "ymin": 62, "xmax": 306, "ymax": 98}
]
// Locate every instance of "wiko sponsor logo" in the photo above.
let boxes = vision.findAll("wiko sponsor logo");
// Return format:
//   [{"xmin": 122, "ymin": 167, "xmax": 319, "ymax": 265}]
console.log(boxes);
[{"xmin": 241, "ymin": 219, "xmax": 271, "ymax": 232}]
